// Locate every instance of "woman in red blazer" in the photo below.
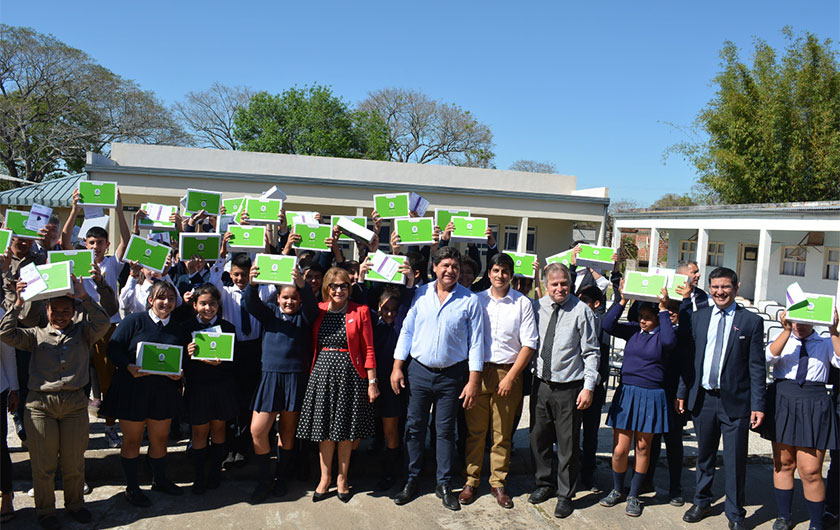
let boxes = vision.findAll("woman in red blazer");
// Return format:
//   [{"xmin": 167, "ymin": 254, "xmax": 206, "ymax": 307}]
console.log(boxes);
[{"xmin": 296, "ymin": 267, "xmax": 379, "ymax": 503}]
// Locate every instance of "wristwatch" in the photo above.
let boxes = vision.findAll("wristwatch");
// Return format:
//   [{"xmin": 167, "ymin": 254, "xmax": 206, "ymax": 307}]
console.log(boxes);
[{"xmin": 368, "ymin": 378, "xmax": 378, "ymax": 385}]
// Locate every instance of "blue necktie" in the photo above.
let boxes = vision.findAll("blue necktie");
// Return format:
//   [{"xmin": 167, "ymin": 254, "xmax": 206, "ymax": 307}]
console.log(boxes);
[
  {"xmin": 708, "ymin": 310, "xmax": 726, "ymax": 389},
  {"xmin": 240, "ymin": 303, "xmax": 252, "ymax": 336},
  {"xmin": 795, "ymin": 340, "xmax": 808, "ymax": 386}
]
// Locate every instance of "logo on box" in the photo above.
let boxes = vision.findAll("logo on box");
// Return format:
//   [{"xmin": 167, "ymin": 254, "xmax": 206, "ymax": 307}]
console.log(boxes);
[
  {"xmin": 94, "ymin": 189, "xmax": 101, "ymax": 196},
  {"xmin": 200, "ymin": 201, "xmax": 207, "ymax": 208},
  {"xmin": 158, "ymin": 353, "xmax": 166, "ymax": 362}
]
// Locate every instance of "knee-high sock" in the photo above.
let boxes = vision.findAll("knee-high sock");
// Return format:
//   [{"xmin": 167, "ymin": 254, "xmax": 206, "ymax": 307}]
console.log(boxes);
[
  {"xmin": 775, "ymin": 488, "xmax": 793, "ymax": 520},
  {"xmin": 612, "ymin": 470, "xmax": 626, "ymax": 493},
  {"xmin": 208, "ymin": 444, "xmax": 226, "ymax": 479},
  {"xmin": 193, "ymin": 447, "xmax": 207, "ymax": 484},
  {"xmin": 628, "ymin": 472, "xmax": 646, "ymax": 498},
  {"xmin": 149, "ymin": 456, "xmax": 169, "ymax": 485},
  {"xmin": 275, "ymin": 447, "xmax": 293, "ymax": 480},
  {"xmin": 254, "ymin": 452, "xmax": 271, "ymax": 484},
  {"xmin": 121, "ymin": 456, "xmax": 140, "ymax": 491},
  {"xmin": 806, "ymin": 499, "xmax": 824, "ymax": 530},
  {"xmin": 384, "ymin": 447, "xmax": 401, "ymax": 477}
]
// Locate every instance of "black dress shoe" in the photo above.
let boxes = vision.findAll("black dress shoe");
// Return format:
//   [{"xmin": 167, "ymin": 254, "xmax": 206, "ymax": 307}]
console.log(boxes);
[
  {"xmin": 436, "ymin": 484, "xmax": 460, "ymax": 511},
  {"xmin": 312, "ymin": 490, "xmax": 330, "ymax": 503},
  {"xmin": 124, "ymin": 488, "xmax": 152, "ymax": 507},
  {"xmin": 554, "ymin": 497, "xmax": 574, "ymax": 518},
  {"xmin": 68, "ymin": 507, "xmax": 92, "ymax": 523},
  {"xmin": 37, "ymin": 515, "xmax": 60, "ymax": 530},
  {"xmin": 683, "ymin": 504, "xmax": 712, "ymax": 523},
  {"xmin": 249, "ymin": 481, "xmax": 273, "ymax": 504},
  {"xmin": 337, "ymin": 491, "xmax": 352, "ymax": 503},
  {"xmin": 728, "ymin": 521, "xmax": 748, "ymax": 530},
  {"xmin": 771, "ymin": 518, "xmax": 793, "ymax": 530},
  {"xmin": 529, "ymin": 486, "xmax": 555, "ymax": 504},
  {"xmin": 151, "ymin": 480, "xmax": 183, "ymax": 496},
  {"xmin": 394, "ymin": 482, "xmax": 418, "ymax": 506}
]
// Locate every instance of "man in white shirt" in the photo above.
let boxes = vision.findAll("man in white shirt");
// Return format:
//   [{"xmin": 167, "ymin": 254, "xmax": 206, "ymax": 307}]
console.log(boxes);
[{"xmin": 459, "ymin": 253, "xmax": 538, "ymax": 509}]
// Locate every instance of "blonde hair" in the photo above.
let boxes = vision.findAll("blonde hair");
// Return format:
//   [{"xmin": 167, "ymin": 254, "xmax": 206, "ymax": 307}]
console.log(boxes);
[{"xmin": 321, "ymin": 267, "xmax": 351, "ymax": 301}]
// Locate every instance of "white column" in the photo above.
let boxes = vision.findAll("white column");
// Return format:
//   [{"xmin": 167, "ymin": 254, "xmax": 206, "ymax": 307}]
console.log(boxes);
[
  {"xmin": 754, "ymin": 229, "xmax": 772, "ymax": 304},
  {"xmin": 696, "ymin": 228, "xmax": 709, "ymax": 283},
  {"xmin": 353, "ymin": 207, "xmax": 365, "ymax": 261},
  {"xmin": 611, "ymin": 225, "xmax": 621, "ymax": 251},
  {"xmin": 516, "ymin": 216, "xmax": 529, "ymax": 253},
  {"xmin": 648, "ymin": 228, "xmax": 660, "ymax": 269},
  {"xmin": 597, "ymin": 205, "xmax": 607, "ymax": 246}
]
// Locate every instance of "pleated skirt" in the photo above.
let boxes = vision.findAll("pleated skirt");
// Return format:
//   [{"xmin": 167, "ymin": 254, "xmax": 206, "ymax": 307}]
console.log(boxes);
[
  {"xmin": 762, "ymin": 379, "xmax": 839, "ymax": 450},
  {"xmin": 252, "ymin": 371, "xmax": 306, "ymax": 413},
  {"xmin": 606, "ymin": 383, "xmax": 669, "ymax": 434},
  {"xmin": 184, "ymin": 378, "xmax": 238, "ymax": 425}
]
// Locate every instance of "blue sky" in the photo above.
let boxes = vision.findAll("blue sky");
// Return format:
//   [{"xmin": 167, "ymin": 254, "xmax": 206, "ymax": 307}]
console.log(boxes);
[{"xmin": 2, "ymin": 0, "xmax": 838, "ymax": 205}]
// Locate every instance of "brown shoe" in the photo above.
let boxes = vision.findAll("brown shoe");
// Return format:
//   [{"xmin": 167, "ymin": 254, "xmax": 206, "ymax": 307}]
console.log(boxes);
[
  {"xmin": 458, "ymin": 485, "xmax": 477, "ymax": 505},
  {"xmin": 491, "ymin": 486, "xmax": 513, "ymax": 509}
]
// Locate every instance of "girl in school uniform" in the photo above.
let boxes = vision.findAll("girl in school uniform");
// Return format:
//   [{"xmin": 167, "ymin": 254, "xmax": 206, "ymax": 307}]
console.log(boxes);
[
  {"xmin": 242, "ymin": 266, "xmax": 318, "ymax": 504},
  {"xmin": 599, "ymin": 284, "xmax": 676, "ymax": 517},
  {"xmin": 101, "ymin": 281, "xmax": 186, "ymax": 507},
  {"xmin": 764, "ymin": 309, "xmax": 840, "ymax": 530},
  {"xmin": 180, "ymin": 284, "xmax": 238, "ymax": 494}
]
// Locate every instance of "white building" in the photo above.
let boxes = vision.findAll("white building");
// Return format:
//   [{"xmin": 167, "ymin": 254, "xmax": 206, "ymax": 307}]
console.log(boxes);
[{"xmin": 612, "ymin": 202, "xmax": 840, "ymax": 307}]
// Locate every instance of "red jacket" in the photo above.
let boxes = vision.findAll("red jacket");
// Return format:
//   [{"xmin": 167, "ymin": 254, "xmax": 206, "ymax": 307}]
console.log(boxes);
[{"xmin": 311, "ymin": 301, "xmax": 376, "ymax": 380}]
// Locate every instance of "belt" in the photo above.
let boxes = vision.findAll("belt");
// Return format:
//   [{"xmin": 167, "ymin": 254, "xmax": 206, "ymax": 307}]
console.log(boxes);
[
  {"xmin": 704, "ymin": 388, "xmax": 721, "ymax": 397},
  {"xmin": 322, "ymin": 348, "xmax": 349, "ymax": 352},
  {"xmin": 414, "ymin": 359, "xmax": 466, "ymax": 374},
  {"xmin": 538, "ymin": 378, "xmax": 583, "ymax": 389}
]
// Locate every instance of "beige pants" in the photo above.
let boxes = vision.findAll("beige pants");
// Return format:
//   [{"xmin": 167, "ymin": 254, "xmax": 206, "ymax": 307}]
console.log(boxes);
[
  {"xmin": 24, "ymin": 389, "xmax": 89, "ymax": 516},
  {"xmin": 464, "ymin": 363, "xmax": 523, "ymax": 488}
]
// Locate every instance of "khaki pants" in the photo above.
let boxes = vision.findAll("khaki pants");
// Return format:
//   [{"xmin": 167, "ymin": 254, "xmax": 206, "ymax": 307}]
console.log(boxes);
[
  {"xmin": 24, "ymin": 389, "xmax": 89, "ymax": 516},
  {"xmin": 464, "ymin": 363, "xmax": 523, "ymax": 488}
]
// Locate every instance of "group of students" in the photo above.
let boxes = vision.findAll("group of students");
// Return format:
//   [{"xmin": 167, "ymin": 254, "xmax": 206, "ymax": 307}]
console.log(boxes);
[{"xmin": 0, "ymin": 190, "xmax": 838, "ymax": 530}]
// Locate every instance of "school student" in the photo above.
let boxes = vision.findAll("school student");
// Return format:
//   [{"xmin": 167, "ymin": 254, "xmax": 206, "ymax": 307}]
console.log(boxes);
[
  {"xmin": 242, "ymin": 265, "xmax": 317, "ymax": 503},
  {"xmin": 0, "ymin": 305, "xmax": 17, "ymax": 523},
  {"xmin": 763, "ymin": 309, "xmax": 840, "ymax": 530},
  {"xmin": 101, "ymin": 281, "xmax": 186, "ymax": 507},
  {"xmin": 0, "ymin": 275, "xmax": 110, "ymax": 530},
  {"xmin": 598, "ymin": 283, "xmax": 676, "ymax": 517}
]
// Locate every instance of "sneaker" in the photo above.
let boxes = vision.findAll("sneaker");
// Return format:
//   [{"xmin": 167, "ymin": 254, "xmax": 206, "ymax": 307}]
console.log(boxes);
[
  {"xmin": 599, "ymin": 489, "xmax": 625, "ymax": 507},
  {"xmin": 233, "ymin": 452, "xmax": 247, "ymax": 468},
  {"xmin": 27, "ymin": 488, "xmax": 34, "ymax": 498},
  {"xmin": 83, "ymin": 482, "xmax": 91, "ymax": 495},
  {"xmin": 88, "ymin": 398, "xmax": 101, "ymax": 417},
  {"xmin": 105, "ymin": 426, "xmax": 122, "ymax": 448},
  {"xmin": 625, "ymin": 496, "xmax": 642, "ymax": 517},
  {"xmin": 222, "ymin": 452, "xmax": 236, "ymax": 471}
]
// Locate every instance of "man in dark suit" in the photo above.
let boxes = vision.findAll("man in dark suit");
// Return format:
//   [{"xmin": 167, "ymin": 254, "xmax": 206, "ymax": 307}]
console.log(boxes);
[
  {"xmin": 679, "ymin": 260, "xmax": 709, "ymax": 312},
  {"xmin": 676, "ymin": 267, "xmax": 765, "ymax": 530}
]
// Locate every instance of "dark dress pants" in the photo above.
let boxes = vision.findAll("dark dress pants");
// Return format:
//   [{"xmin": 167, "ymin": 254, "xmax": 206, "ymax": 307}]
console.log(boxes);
[
  {"xmin": 404, "ymin": 360, "xmax": 466, "ymax": 486},
  {"xmin": 580, "ymin": 382, "xmax": 606, "ymax": 485},
  {"xmin": 530, "ymin": 379, "xmax": 583, "ymax": 500}
]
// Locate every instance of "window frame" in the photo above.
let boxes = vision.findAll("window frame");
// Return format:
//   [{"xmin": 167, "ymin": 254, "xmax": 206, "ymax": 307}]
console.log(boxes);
[
  {"xmin": 824, "ymin": 247, "xmax": 839, "ymax": 281},
  {"xmin": 706, "ymin": 241, "xmax": 724, "ymax": 267},
  {"xmin": 779, "ymin": 245, "xmax": 807, "ymax": 277}
]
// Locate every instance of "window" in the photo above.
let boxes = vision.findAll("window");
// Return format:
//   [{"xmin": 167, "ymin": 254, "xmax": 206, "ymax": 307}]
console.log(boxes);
[
  {"xmin": 825, "ymin": 248, "xmax": 839, "ymax": 280},
  {"xmin": 780, "ymin": 246, "xmax": 807, "ymax": 277},
  {"xmin": 706, "ymin": 242, "xmax": 724, "ymax": 267},
  {"xmin": 679, "ymin": 240, "xmax": 697, "ymax": 262},
  {"xmin": 503, "ymin": 225, "xmax": 536, "ymax": 252}
]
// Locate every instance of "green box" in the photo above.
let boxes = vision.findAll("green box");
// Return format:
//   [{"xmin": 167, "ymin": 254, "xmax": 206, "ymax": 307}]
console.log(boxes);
[
  {"xmin": 136, "ymin": 342, "xmax": 183, "ymax": 375},
  {"xmin": 450, "ymin": 216, "xmax": 488, "ymax": 243},
  {"xmin": 223, "ymin": 197, "xmax": 245, "ymax": 215},
  {"xmin": 623, "ymin": 271, "xmax": 668, "ymax": 303},
  {"xmin": 366, "ymin": 254, "xmax": 407, "ymax": 284},
  {"xmin": 575, "ymin": 244, "xmax": 615, "ymax": 270},
  {"xmin": 286, "ymin": 211, "xmax": 318, "ymax": 226},
  {"xmin": 395, "ymin": 217, "xmax": 435, "ymax": 245},
  {"xmin": 244, "ymin": 198, "xmax": 283, "ymax": 224},
  {"xmin": 25, "ymin": 262, "xmax": 74, "ymax": 302},
  {"xmin": 47, "ymin": 249, "xmax": 94, "ymax": 279},
  {"xmin": 138, "ymin": 203, "xmax": 178, "ymax": 231},
  {"xmin": 292, "ymin": 223, "xmax": 332, "ymax": 251},
  {"xmin": 78, "ymin": 181, "xmax": 118, "ymax": 208},
  {"xmin": 0, "ymin": 229, "xmax": 12, "ymax": 252},
  {"xmin": 191, "ymin": 331, "xmax": 235, "ymax": 362},
  {"xmin": 667, "ymin": 273, "xmax": 690, "ymax": 301},
  {"xmin": 434, "ymin": 208, "xmax": 471, "ymax": 229},
  {"xmin": 252, "ymin": 254, "xmax": 297, "ymax": 285},
  {"xmin": 546, "ymin": 249, "xmax": 574, "ymax": 268},
  {"xmin": 179, "ymin": 234, "xmax": 221, "ymax": 262},
  {"xmin": 123, "ymin": 235, "xmax": 171, "ymax": 273},
  {"xmin": 331, "ymin": 216, "xmax": 367, "ymax": 241},
  {"xmin": 505, "ymin": 252, "xmax": 537, "ymax": 278},
  {"xmin": 4, "ymin": 209, "xmax": 41, "ymax": 239},
  {"xmin": 227, "ymin": 225, "xmax": 266, "ymax": 252},
  {"xmin": 786, "ymin": 294, "xmax": 836, "ymax": 326},
  {"xmin": 373, "ymin": 193, "xmax": 410, "ymax": 218},
  {"xmin": 184, "ymin": 189, "xmax": 222, "ymax": 216}
]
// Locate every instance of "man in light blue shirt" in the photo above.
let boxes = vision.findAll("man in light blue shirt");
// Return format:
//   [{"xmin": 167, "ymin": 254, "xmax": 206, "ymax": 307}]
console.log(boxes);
[{"xmin": 391, "ymin": 246, "xmax": 486, "ymax": 511}]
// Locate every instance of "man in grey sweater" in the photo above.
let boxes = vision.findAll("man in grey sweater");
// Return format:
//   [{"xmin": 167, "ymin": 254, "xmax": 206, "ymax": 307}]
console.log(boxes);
[{"xmin": 528, "ymin": 263, "xmax": 600, "ymax": 519}]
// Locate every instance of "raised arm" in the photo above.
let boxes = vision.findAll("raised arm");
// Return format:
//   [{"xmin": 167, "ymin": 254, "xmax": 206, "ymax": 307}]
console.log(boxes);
[
  {"xmin": 61, "ymin": 189, "xmax": 83, "ymax": 250},
  {"xmin": 114, "ymin": 190, "xmax": 131, "ymax": 260}
]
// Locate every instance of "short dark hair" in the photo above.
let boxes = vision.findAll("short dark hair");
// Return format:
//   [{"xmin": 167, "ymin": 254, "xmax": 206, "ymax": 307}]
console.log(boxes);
[
  {"xmin": 337, "ymin": 261, "xmax": 359, "ymax": 273},
  {"xmin": 303, "ymin": 263, "xmax": 324, "ymax": 276},
  {"xmin": 489, "ymin": 252, "xmax": 515, "ymax": 275},
  {"xmin": 192, "ymin": 283, "xmax": 222, "ymax": 312},
  {"xmin": 48, "ymin": 215, "xmax": 61, "ymax": 226},
  {"xmin": 378, "ymin": 285, "xmax": 401, "ymax": 307},
  {"xmin": 461, "ymin": 255, "xmax": 479, "ymax": 276},
  {"xmin": 708, "ymin": 266, "xmax": 738, "ymax": 287},
  {"xmin": 578, "ymin": 285, "xmax": 605, "ymax": 307},
  {"xmin": 230, "ymin": 253, "xmax": 252, "ymax": 271},
  {"xmin": 637, "ymin": 302, "xmax": 659, "ymax": 317},
  {"xmin": 404, "ymin": 251, "xmax": 427, "ymax": 284},
  {"xmin": 85, "ymin": 226, "xmax": 108, "ymax": 240},
  {"xmin": 433, "ymin": 245, "xmax": 461, "ymax": 266}
]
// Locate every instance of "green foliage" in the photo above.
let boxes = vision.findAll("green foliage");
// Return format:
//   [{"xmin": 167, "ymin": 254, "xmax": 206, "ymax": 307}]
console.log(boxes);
[
  {"xmin": 233, "ymin": 85, "xmax": 388, "ymax": 160},
  {"xmin": 650, "ymin": 193, "xmax": 696, "ymax": 208},
  {"xmin": 670, "ymin": 28, "xmax": 840, "ymax": 203}
]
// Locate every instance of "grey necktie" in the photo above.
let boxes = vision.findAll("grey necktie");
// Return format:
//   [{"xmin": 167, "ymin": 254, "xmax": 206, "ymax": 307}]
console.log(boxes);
[
  {"xmin": 708, "ymin": 309, "xmax": 726, "ymax": 389},
  {"xmin": 540, "ymin": 303, "xmax": 561, "ymax": 381}
]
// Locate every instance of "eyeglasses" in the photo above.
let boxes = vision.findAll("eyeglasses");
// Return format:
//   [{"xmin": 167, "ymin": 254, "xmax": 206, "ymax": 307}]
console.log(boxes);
[{"xmin": 328, "ymin": 283, "xmax": 350, "ymax": 291}]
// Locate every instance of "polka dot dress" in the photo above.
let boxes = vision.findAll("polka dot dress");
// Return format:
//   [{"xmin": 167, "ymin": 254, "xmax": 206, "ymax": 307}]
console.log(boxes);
[{"xmin": 296, "ymin": 311, "xmax": 375, "ymax": 442}]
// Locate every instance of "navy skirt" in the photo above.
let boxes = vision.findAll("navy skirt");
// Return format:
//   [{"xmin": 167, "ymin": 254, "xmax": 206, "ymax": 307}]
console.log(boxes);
[
  {"xmin": 101, "ymin": 370, "xmax": 181, "ymax": 422},
  {"xmin": 762, "ymin": 380, "xmax": 839, "ymax": 450},
  {"xmin": 252, "ymin": 371, "xmax": 306, "ymax": 413},
  {"xmin": 185, "ymin": 378, "xmax": 238, "ymax": 425},
  {"xmin": 607, "ymin": 383, "xmax": 669, "ymax": 434}
]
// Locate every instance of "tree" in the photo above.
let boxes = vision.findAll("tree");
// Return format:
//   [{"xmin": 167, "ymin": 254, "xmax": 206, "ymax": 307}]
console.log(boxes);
[
  {"xmin": 358, "ymin": 87, "xmax": 494, "ymax": 168},
  {"xmin": 233, "ymin": 85, "xmax": 388, "ymax": 160},
  {"xmin": 509, "ymin": 160, "xmax": 558, "ymax": 173},
  {"xmin": 649, "ymin": 193, "xmax": 696, "ymax": 208},
  {"xmin": 669, "ymin": 28, "xmax": 840, "ymax": 203},
  {"xmin": 174, "ymin": 83, "xmax": 254, "ymax": 150},
  {"xmin": 0, "ymin": 25, "xmax": 190, "ymax": 182}
]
